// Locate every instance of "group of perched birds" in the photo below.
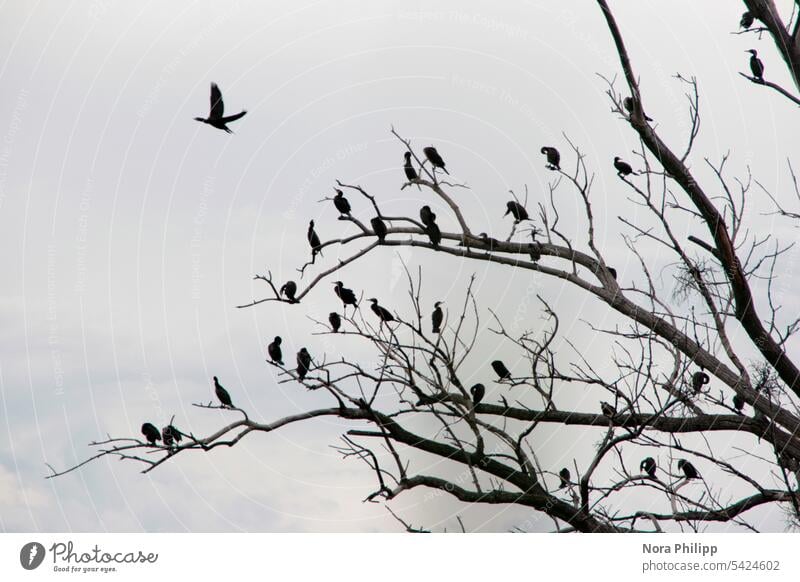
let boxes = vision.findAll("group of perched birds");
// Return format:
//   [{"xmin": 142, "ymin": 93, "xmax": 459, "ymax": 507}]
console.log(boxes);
[{"xmin": 558, "ymin": 456, "xmax": 701, "ymax": 491}]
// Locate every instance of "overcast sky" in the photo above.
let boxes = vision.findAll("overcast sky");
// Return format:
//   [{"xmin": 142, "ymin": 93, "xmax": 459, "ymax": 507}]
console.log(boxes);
[{"xmin": 1, "ymin": 0, "xmax": 799, "ymax": 532}]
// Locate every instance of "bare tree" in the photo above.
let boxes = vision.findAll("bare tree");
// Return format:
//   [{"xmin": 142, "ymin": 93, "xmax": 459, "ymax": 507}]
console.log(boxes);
[{"xmin": 50, "ymin": 2, "xmax": 800, "ymax": 532}]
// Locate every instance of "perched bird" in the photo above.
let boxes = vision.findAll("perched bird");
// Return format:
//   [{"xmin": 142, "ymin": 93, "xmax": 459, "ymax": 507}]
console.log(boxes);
[
  {"xmin": 558, "ymin": 467, "xmax": 571, "ymax": 489},
  {"xmin": 740, "ymin": 11, "xmax": 754, "ymax": 29},
  {"xmin": 423, "ymin": 146, "xmax": 449, "ymax": 175},
  {"xmin": 622, "ymin": 97, "xmax": 653, "ymax": 122},
  {"xmin": 733, "ymin": 393, "xmax": 745, "ymax": 413},
  {"xmin": 692, "ymin": 371, "xmax": 710, "ymax": 393},
  {"xmin": 478, "ymin": 233, "xmax": 499, "ymax": 251},
  {"xmin": 162, "ymin": 424, "xmax": 182, "ymax": 447},
  {"xmin": 280, "ymin": 280, "xmax": 298, "ymax": 303},
  {"xmin": 296, "ymin": 348, "xmax": 312, "ymax": 380},
  {"xmin": 470, "ymin": 383, "xmax": 485, "ymax": 406},
  {"xmin": 491, "ymin": 360, "xmax": 511, "ymax": 380},
  {"xmin": 141, "ymin": 422, "xmax": 161, "ymax": 445},
  {"xmin": 540, "ymin": 147, "xmax": 561, "ymax": 170},
  {"xmin": 333, "ymin": 280, "xmax": 358, "ymax": 309},
  {"xmin": 194, "ymin": 82, "xmax": 246, "ymax": 133},
  {"xmin": 369, "ymin": 298, "xmax": 395, "ymax": 323},
  {"xmin": 370, "ymin": 216, "xmax": 387, "ymax": 243},
  {"xmin": 614, "ymin": 156, "xmax": 635, "ymax": 177},
  {"xmin": 328, "ymin": 312, "xmax": 342, "ymax": 333},
  {"xmin": 607, "ymin": 267, "xmax": 618, "ymax": 280},
  {"xmin": 333, "ymin": 189, "xmax": 352, "ymax": 216},
  {"xmin": 403, "ymin": 151, "xmax": 419, "ymax": 184},
  {"xmin": 267, "ymin": 336, "xmax": 283, "ymax": 365},
  {"xmin": 419, "ymin": 205, "xmax": 435, "ymax": 227},
  {"xmin": 747, "ymin": 49, "xmax": 764, "ymax": 80},
  {"xmin": 425, "ymin": 219, "xmax": 442, "ymax": 248},
  {"xmin": 504, "ymin": 201, "xmax": 529, "ymax": 223},
  {"xmin": 601, "ymin": 401, "xmax": 616, "ymax": 418},
  {"xmin": 214, "ymin": 376, "xmax": 233, "ymax": 408},
  {"xmin": 431, "ymin": 301, "xmax": 444, "ymax": 334},
  {"xmin": 640, "ymin": 457, "xmax": 657, "ymax": 478},
  {"xmin": 528, "ymin": 242, "xmax": 542, "ymax": 262},
  {"xmin": 307, "ymin": 220, "xmax": 322, "ymax": 257},
  {"xmin": 677, "ymin": 459, "xmax": 700, "ymax": 480}
]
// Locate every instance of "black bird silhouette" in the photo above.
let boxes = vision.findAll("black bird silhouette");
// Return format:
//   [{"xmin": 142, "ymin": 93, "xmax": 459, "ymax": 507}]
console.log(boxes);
[
  {"xmin": 307, "ymin": 220, "xmax": 322, "ymax": 256},
  {"xmin": 607, "ymin": 267, "xmax": 617, "ymax": 280},
  {"xmin": 431, "ymin": 301, "xmax": 444, "ymax": 334},
  {"xmin": 692, "ymin": 371, "xmax": 710, "ymax": 393},
  {"xmin": 733, "ymin": 393, "xmax": 745, "ymax": 413},
  {"xmin": 747, "ymin": 49, "xmax": 764, "ymax": 80},
  {"xmin": 491, "ymin": 360, "xmax": 511, "ymax": 380},
  {"xmin": 623, "ymin": 97, "xmax": 653, "ymax": 122},
  {"xmin": 328, "ymin": 312, "xmax": 342, "ymax": 333},
  {"xmin": 423, "ymin": 146, "xmax": 449, "ymax": 175},
  {"xmin": 479, "ymin": 233, "xmax": 499, "ymax": 251},
  {"xmin": 141, "ymin": 422, "xmax": 161, "ymax": 445},
  {"xmin": 558, "ymin": 467, "xmax": 571, "ymax": 489},
  {"xmin": 528, "ymin": 242, "xmax": 542, "ymax": 262},
  {"xmin": 296, "ymin": 348, "xmax": 312, "ymax": 380},
  {"xmin": 419, "ymin": 205, "xmax": 435, "ymax": 227},
  {"xmin": 267, "ymin": 336, "xmax": 283, "ymax": 365},
  {"xmin": 540, "ymin": 146, "xmax": 561, "ymax": 170},
  {"xmin": 370, "ymin": 216, "xmax": 387, "ymax": 243},
  {"xmin": 194, "ymin": 83, "xmax": 246, "ymax": 133},
  {"xmin": 504, "ymin": 201, "xmax": 529, "ymax": 223},
  {"xmin": 740, "ymin": 11, "xmax": 754, "ymax": 29},
  {"xmin": 425, "ymin": 218, "xmax": 442, "ymax": 248},
  {"xmin": 161, "ymin": 424, "xmax": 183, "ymax": 448},
  {"xmin": 333, "ymin": 280, "xmax": 358, "ymax": 310},
  {"xmin": 677, "ymin": 459, "xmax": 700, "ymax": 480},
  {"xmin": 614, "ymin": 156, "xmax": 635, "ymax": 177},
  {"xmin": 470, "ymin": 383, "xmax": 485, "ymax": 406},
  {"xmin": 403, "ymin": 151, "xmax": 419, "ymax": 184},
  {"xmin": 213, "ymin": 376, "xmax": 233, "ymax": 408},
  {"xmin": 280, "ymin": 281, "xmax": 298, "ymax": 303},
  {"xmin": 640, "ymin": 457, "xmax": 657, "ymax": 478},
  {"xmin": 369, "ymin": 298, "xmax": 395, "ymax": 323},
  {"xmin": 333, "ymin": 189, "xmax": 351, "ymax": 216},
  {"xmin": 601, "ymin": 401, "xmax": 616, "ymax": 418}
]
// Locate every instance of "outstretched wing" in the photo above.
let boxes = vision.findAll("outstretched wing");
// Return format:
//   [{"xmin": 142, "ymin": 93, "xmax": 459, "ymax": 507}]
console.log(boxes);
[
  {"xmin": 220, "ymin": 110, "xmax": 247, "ymax": 124},
  {"xmin": 209, "ymin": 83, "xmax": 225, "ymax": 119}
]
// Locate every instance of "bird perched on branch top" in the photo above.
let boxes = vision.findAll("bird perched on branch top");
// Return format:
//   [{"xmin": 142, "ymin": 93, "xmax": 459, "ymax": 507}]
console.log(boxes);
[
  {"xmin": 162, "ymin": 424, "xmax": 183, "ymax": 447},
  {"xmin": 677, "ymin": 459, "xmax": 700, "ymax": 480},
  {"xmin": 307, "ymin": 220, "xmax": 322, "ymax": 256},
  {"xmin": 268, "ymin": 336, "xmax": 283, "ymax": 365},
  {"xmin": 601, "ymin": 401, "xmax": 616, "ymax": 418},
  {"xmin": 328, "ymin": 312, "xmax": 342, "ymax": 333},
  {"xmin": 692, "ymin": 370, "xmax": 710, "ymax": 393},
  {"xmin": 141, "ymin": 422, "xmax": 161, "ymax": 445},
  {"xmin": 470, "ymin": 383, "xmax": 485, "ymax": 406},
  {"xmin": 431, "ymin": 301, "xmax": 444, "ymax": 334},
  {"xmin": 623, "ymin": 97, "xmax": 653, "ymax": 122},
  {"xmin": 747, "ymin": 49, "xmax": 764, "ymax": 80},
  {"xmin": 194, "ymin": 83, "xmax": 246, "ymax": 133},
  {"xmin": 423, "ymin": 146, "xmax": 449, "ymax": 175},
  {"xmin": 614, "ymin": 156, "xmax": 635, "ymax": 177},
  {"xmin": 733, "ymin": 393, "xmax": 745, "ymax": 413},
  {"xmin": 370, "ymin": 216, "xmax": 387, "ymax": 243},
  {"xmin": 280, "ymin": 281, "xmax": 298, "ymax": 303},
  {"xmin": 214, "ymin": 376, "xmax": 233, "ymax": 408},
  {"xmin": 640, "ymin": 457, "xmax": 657, "ymax": 478},
  {"xmin": 424, "ymin": 216, "xmax": 442, "ymax": 248},
  {"xmin": 540, "ymin": 147, "xmax": 560, "ymax": 170},
  {"xmin": 333, "ymin": 189, "xmax": 351, "ymax": 216},
  {"xmin": 740, "ymin": 11, "xmax": 754, "ymax": 30},
  {"xmin": 419, "ymin": 205, "xmax": 435, "ymax": 227},
  {"xmin": 369, "ymin": 298, "xmax": 395, "ymax": 323},
  {"xmin": 403, "ymin": 151, "xmax": 419, "ymax": 184},
  {"xmin": 333, "ymin": 281, "xmax": 358, "ymax": 309},
  {"xmin": 491, "ymin": 360, "xmax": 511, "ymax": 380},
  {"xmin": 296, "ymin": 348, "xmax": 312, "ymax": 380},
  {"xmin": 504, "ymin": 201, "xmax": 529, "ymax": 223},
  {"xmin": 558, "ymin": 467, "xmax": 571, "ymax": 489}
]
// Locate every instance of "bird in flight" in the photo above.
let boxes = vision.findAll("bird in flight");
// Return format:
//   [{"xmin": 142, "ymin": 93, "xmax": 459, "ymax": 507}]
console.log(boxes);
[{"xmin": 194, "ymin": 83, "xmax": 247, "ymax": 133}]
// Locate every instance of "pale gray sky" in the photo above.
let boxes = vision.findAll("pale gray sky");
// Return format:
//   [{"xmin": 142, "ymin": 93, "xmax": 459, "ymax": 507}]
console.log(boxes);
[{"xmin": 1, "ymin": 0, "xmax": 798, "ymax": 532}]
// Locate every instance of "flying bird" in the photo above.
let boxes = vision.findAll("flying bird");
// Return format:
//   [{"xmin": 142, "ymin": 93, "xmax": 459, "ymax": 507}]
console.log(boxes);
[
  {"xmin": 194, "ymin": 83, "xmax": 246, "ymax": 133},
  {"xmin": 558, "ymin": 467, "xmax": 571, "ymax": 489},
  {"xmin": 540, "ymin": 147, "xmax": 560, "ymax": 170},
  {"xmin": 491, "ymin": 360, "xmax": 511, "ymax": 380},
  {"xmin": 747, "ymin": 49, "xmax": 764, "ymax": 80},
  {"xmin": 214, "ymin": 376, "xmax": 233, "ymax": 408},
  {"xmin": 280, "ymin": 281, "xmax": 298, "ymax": 303},
  {"xmin": 423, "ymin": 146, "xmax": 449, "ymax": 175},
  {"xmin": 740, "ymin": 12, "xmax": 754, "ymax": 29},
  {"xmin": 504, "ymin": 201, "xmax": 529, "ymax": 223},
  {"xmin": 470, "ymin": 383, "xmax": 485, "ymax": 406},
  {"xmin": 640, "ymin": 457, "xmax": 657, "ymax": 478},
  {"xmin": 614, "ymin": 156, "xmax": 635, "ymax": 177},
  {"xmin": 333, "ymin": 280, "xmax": 358, "ymax": 310},
  {"xmin": 267, "ymin": 336, "xmax": 283, "ymax": 365},
  {"xmin": 328, "ymin": 312, "xmax": 342, "ymax": 333},
  {"xmin": 307, "ymin": 220, "xmax": 322, "ymax": 256},
  {"xmin": 296, "ymin": 348, "xmax": 312, "ymax": 380},
  {"xmin": 403, "ymin": 151, "xmax": 419, "ymax": 185},
  {"xmin": 419, "ymin": 205, "xmax": 435, "ymax": 227},
  {"xmin": 677, "ymin": 459, "xmax": 700, "ymax": 480},
  {"xmin": 141, "ymin": 422, "xmax": 161, "ymax": 445},
  {"xmin": 623, "ymin": 97, "xmax": 653, "ymax": 122},
  {"xmin": 370, "ymin": 216, "xmax": 387, "ymax": 243},
  {"xmin": 431, "ymin": 301, "xmax": 444, "ymax": 334},
  {"xmin": 333, "ymin": 189, "xmax": 352, "ymax": 216},
  {"xmin": 369, "ymin": 298, "xmax": 395, "ymax": 323},
  {"xmin": 692, "ymin": 371, "xmax": 710, "ymax": 393}
]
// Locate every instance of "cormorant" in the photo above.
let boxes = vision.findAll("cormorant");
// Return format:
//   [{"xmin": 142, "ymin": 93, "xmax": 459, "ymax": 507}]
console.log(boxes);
[
  {"xmin": 431, "ymin": 301, "xmax": 444, "ymax": 334},
  {"xmin": 607, "ymin": 267, "xmax": 617, "ymax": 280},
  {"xmin": 504, "ymin": 201, "xmax": 529, "ymax": 223},
  {"xmin": 403, "ymin": 151, "xmax": 419, "ymax": 183},
  {"xmin": 601, "ymin": 401, "xmax": 616, "ymax": 418},
  {"xmin": 280, "ymin": 280, "xmax": 298, "ymax": 303},
  {"xmin": 691, "ymin": 371, "xmax": 710, "ymax": 393},
  {"xmin": 333, "ymin": 189, "xmax": 352, "ymax": 216},
  {"xmin": 369, "ymin": 298, "xmax": 395, "ymax": 323},
  {"xmin": 614, "ymin": 157, "xmax": 635, "ymax": 177},
  {"xmin": 640, "ymin": 457, "xmax": 657, "ymax": 478},
  {"xmin": 491, "ymin": 360, "xmax": 511, "ymax": 380},
  {"xmin": 194, "ymin": 83, "xmax": 246, "ymax": 133},
  {"xmin": 267, "ymin": 336, "xmax": 283, "ymax": 365},
  {"xmin": 423, "ymin": 146, "xmax": 449, "ymax": 175},
  {"xmin": 141, "ymin": 422, "xmax": 161, "ymax": 445},
  {"xmin": 733, "ymin": 393, "xmax": 745, "ymax": 413},
  {"xmin": 329, "ymin": 312, "xmax": 342, "ymax": 333},
  {"xmin": 333, "ymin": 280, "xmax": 358, "ymax": 309},
  {"xmin": 370, "ymin": 216, "xmax": 387, "ymax": 243},
  {"xmin": 478, "ymin": 233, "xmax": 499, "ymax": 251},
  {"xmin": 747, "ymin": 49, "xmax": 764, "ymax": 80},
  {"xmin": 622, "ymin": 97, "xmax": 653, "ymax": 122},
  {"xmin": 162, "ymin": 424, "xmax": 182, "ymax": 447},
  {"xmin": 296, "ymin": 348, "xmax": 312, "ymax": 380},
  {"xmin": 528, "ymin": 242, "xmax": 542, "ymax": 262},
  {"xmin": 470, "ymin": 383, "xmax": 485, "ymax": 405},
  {"xmin": 425, "ymin": 219, "xmax": 441, "ymax": 248},
  {"xmin": 419, "ymin": 205, "xmax": 435, "ymax": 227},
  {"xmin": 213, "ymin": 376, "xmax": 233, "ymax": 408},
  {"xmin": 558, "ymin": 467, "xmax": 571, "ymax": 489},
  {"xmin": 740, "ymin": 11, "xmax": 754, "ymax": 29},
  {"xmin": 677, "ymin": 459, "xmax": 700, "ymax": 480},
  {"xmin": 307, "ymin": 220, "xmax": 322, "ymax": 256},
  {"xmin": 540, "ymin": 147, "xmax": 561, "ymax": 170}
]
